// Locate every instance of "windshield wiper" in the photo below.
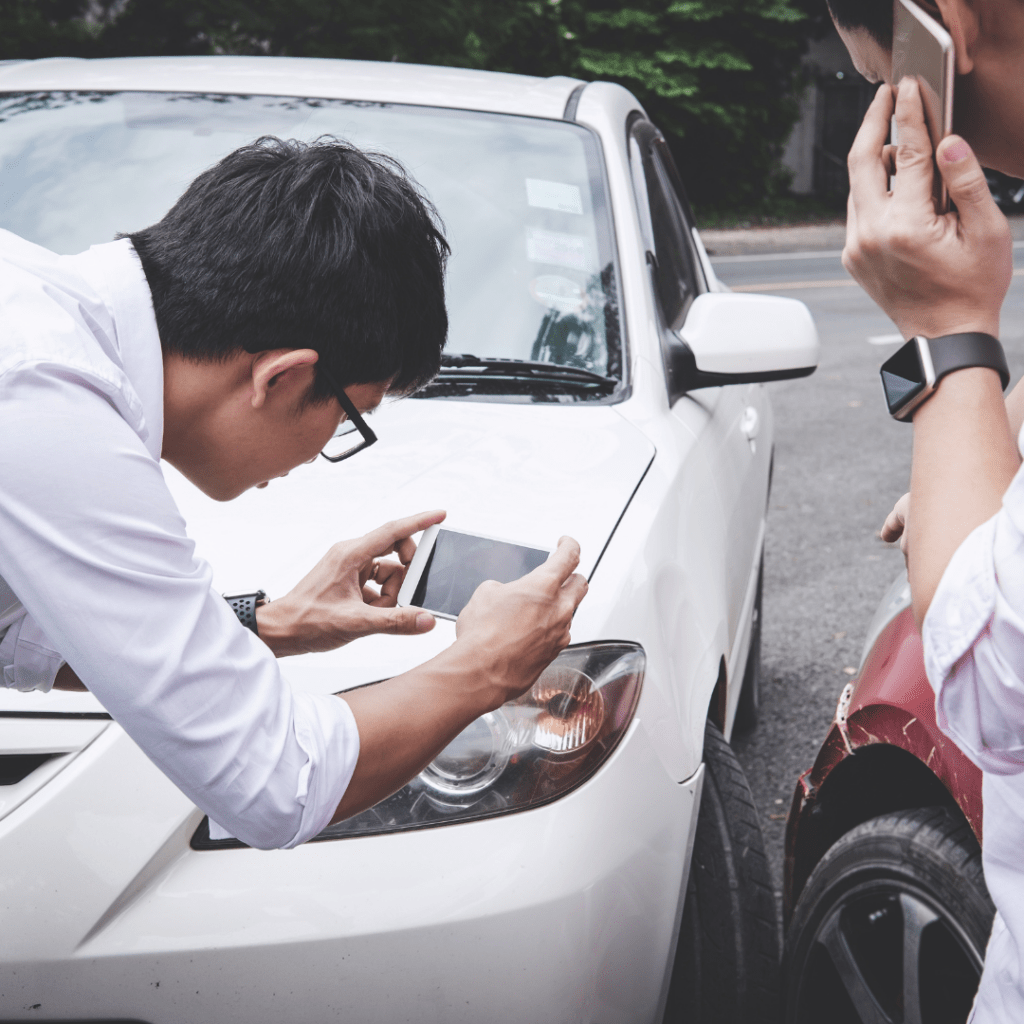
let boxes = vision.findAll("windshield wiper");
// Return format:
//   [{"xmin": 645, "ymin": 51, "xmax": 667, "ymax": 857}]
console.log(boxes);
[{"xmin": 437, "ymin": 354, "xmax": 618, "ymax": 390}]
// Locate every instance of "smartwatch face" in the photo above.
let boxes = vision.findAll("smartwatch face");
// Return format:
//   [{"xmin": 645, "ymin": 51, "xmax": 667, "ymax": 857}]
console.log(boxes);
[{"xmin": 880, "ymin": 341, "xmax": 927, "ymax": 415}]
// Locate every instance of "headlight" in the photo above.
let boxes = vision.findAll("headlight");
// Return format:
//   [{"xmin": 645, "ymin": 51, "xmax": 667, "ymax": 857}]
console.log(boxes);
[
  {"xmin": 320, "ymin": 642, "xmax": 644, "ymax": 840},
  {"xmin": 193, "ymin": 642, "xmax": 644, "ymax": 849}
]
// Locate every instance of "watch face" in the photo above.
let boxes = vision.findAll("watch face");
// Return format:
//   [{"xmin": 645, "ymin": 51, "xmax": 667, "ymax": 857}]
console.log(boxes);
[{"xmin": 880, "ymin": 340, "xmax": 927, "ymax": 415}]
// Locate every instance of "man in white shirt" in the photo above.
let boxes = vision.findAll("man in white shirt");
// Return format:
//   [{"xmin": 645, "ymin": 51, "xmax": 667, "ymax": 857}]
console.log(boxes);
[
  {"xmin": 0, "ymin": 136, "xmax": 586, "ymax": 852},
  {"xmin": 828, "ymin": 0, "xmax": 1024, "ymax": 1016}
]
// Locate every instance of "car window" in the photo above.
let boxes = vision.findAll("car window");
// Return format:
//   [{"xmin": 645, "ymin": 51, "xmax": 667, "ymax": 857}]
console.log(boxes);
[
  {"xmin": 0, "ymin": 91, "xmax": 624, "ymax": 388},
  {"xmin": 629, "ymin": 119, "xmax": 704, "ymax": 332}
]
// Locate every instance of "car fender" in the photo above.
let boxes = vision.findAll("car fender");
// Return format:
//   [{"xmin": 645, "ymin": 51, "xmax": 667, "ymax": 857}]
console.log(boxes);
[{"xmin": 783, "ymin": 606, "xmax": 982, "ymax": 923}]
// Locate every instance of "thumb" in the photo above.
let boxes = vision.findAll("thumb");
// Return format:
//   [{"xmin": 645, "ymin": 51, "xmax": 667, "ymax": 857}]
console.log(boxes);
[
  {"xmin": 362, "ymin": 605, "xmax": 436, "ymax": 636},
  {"xmin": 937, "ymin": 136, "xmax": 999, "ymax": 226}
]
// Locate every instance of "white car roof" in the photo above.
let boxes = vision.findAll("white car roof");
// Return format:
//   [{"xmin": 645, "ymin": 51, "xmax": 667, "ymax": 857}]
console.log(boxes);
[{"xmin": 0, "ymin": 56, "xmax": 584, "ymax": 120}]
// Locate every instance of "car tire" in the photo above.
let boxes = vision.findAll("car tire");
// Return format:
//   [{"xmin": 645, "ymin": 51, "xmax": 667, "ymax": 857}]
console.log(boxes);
[
  {"xmin": 663, "ymin": 721, "xmax": 780, "ymax": 1024},
  {"xmin": 734, "ymin": 558, "xmax": 764, "ymax": 734},
  {"xmin": 783, "ymin": 806, "xmax": 994, "ymax": 1024}
]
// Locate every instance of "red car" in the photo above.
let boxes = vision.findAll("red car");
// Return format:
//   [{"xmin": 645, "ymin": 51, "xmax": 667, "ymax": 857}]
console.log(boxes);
[{"xmin": 783, "ymin": 570, "xmax": 994, "ymax": 1024}]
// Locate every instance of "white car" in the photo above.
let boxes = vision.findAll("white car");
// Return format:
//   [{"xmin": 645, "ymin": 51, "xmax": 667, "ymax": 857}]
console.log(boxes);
[{"xmin": 0, "ymin": 57, "xmax": 818, "ymax": 1024}]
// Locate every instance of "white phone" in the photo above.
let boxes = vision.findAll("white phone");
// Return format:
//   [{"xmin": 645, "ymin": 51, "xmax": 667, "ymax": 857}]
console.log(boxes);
[
  {"xmin": 398, "ymin": 525, "xmax": 551, "ymax": 621},
  {"xmin": 892, "ymin": 0, "xmax": 955, "ymax": 211}
]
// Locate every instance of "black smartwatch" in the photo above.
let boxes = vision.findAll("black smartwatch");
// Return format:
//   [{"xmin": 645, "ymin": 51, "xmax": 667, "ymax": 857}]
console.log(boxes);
[
  {"xmin": 224, "ymin": 590, "xmax": 267, "ymax": 635},
  {"xmin": 880, "ymin": 332, "xmax": 1010, "ymax": 421}
]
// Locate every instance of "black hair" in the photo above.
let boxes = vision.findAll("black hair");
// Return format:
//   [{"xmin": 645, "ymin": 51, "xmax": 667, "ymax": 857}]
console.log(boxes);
[
  {"xmin": 826, "ymin": 0, "xmax": 894, "ymax": 49},
  {"xmin": 129, "ymin": 136, "xmax": 450, "ymax": 402}
]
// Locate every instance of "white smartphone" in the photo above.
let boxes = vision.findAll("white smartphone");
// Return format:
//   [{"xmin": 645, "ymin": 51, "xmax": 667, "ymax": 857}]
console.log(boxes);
[
  {"xmin": 398, "ymin": 525, "xmax": 551, "ymax": 620},
  {"xmin": 892, "ymin": 0, "xmax": 955, "ymax": 211}
]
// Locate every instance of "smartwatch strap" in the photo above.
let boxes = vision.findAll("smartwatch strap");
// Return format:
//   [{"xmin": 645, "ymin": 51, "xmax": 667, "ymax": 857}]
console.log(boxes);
[
  {"xmin": 928, "ymin": 332, "xmax": 1010, "ymax": 390},
  {"xmin": 224, "ymin": 590, "xmax": 266, "ymax": 635}
]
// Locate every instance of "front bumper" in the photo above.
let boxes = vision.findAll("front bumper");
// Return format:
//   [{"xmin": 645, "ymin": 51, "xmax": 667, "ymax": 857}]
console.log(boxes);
[{"xmin": 0, "ymin": 720, "xmax": 697, "ymax": 1024}]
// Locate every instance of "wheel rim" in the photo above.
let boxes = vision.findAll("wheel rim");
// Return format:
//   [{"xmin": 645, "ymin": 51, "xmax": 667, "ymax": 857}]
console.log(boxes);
[{"xmin": 792, "ymin": 879, "xmax": 984, "ymax": 1024}]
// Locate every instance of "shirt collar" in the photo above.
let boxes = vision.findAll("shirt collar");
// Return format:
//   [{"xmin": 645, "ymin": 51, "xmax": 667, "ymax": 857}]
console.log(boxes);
[{"xmin": 69, "ymin": 239, "xmax": 164, "ymax": 461}]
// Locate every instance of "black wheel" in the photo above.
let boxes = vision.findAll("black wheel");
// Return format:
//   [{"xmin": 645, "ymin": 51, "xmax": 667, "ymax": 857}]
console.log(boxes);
[
  {"xmin": 664, "ymin": 721, "xmax": 780, "ymax": 1023},
  {"xmin": 734, "ymin": 558, "xmax": 763, "ymax": 734},
  {"xmin": 784, "ymin": 806, "xmax": 994, "ymax": 1024}
]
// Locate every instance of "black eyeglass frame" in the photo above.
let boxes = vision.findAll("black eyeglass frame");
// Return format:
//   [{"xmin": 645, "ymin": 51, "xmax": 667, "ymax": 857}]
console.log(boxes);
[{"xmin": 318, "ymin": 366, "xmax": 379, "ymax": 463}]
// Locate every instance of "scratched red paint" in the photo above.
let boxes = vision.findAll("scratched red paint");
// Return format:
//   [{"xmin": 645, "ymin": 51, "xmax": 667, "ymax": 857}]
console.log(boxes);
[{"xmin": 784, "ymin": 607, "xmax": 983, "ymax": 920}]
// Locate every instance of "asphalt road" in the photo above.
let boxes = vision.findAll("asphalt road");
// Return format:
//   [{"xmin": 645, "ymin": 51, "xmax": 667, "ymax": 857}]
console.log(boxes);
[{"xmin": 718, "ymin": 242, "xmax": 1024, "ymax": 903}]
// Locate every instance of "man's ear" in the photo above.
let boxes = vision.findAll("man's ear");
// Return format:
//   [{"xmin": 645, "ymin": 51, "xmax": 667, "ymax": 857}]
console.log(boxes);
[
  {"xmin": 250, "ymin": 349, "xmax": 320, "ymax": 410},
  {"xmin": 932, "ymin": 0, "xmax": 979, "ymax": 75}
]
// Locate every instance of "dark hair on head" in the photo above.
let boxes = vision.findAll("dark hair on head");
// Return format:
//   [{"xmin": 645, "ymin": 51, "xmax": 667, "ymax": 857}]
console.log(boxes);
[
  {"xmin": 129, "ymin": 136, "xmax": 449, "ymax": 402},
  {"xmin": 826, "ymin": 0, "xmax": 894, "ymax": 49}
]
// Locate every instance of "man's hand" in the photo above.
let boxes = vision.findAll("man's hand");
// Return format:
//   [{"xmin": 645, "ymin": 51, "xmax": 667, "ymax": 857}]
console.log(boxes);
[
  {"xmin": 880, "ymin": 492, "xmax": 911, "ymax": 563},
  {"xmin": 333, "ymin": 535, "xmax": 588, "ymax": 822},
  {"xmin": 257, "ymin": 509, "xmax": 446, "ymax": 657},
  {"xmin": 455, "ymin": 536, "xmax": 588, "ymax": 704},
  {"xmin": 843, "ymin": 79, "xmax": 1012, "ymax": 340}
]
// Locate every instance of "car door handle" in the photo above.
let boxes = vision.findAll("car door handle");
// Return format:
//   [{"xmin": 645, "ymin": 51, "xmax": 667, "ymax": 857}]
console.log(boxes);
[{"xmin": 740, "ymin": 406, "xmax": 759, "ymax": 440}]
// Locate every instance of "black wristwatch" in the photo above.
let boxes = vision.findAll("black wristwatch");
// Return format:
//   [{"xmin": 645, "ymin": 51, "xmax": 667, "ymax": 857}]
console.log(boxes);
[
  {"xmin": 224, "ymin": 590, "xmax": 267, "ymax": 635},
  {"xmin": 880, "ymin": 332, "xmax": 1010, "ymax": 421}
]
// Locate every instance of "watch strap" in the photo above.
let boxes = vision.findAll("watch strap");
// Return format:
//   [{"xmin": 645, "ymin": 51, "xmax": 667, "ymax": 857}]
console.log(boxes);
[
  {"xmin": 224, "ymin": 590, "xmax": 266, "ymax": 635},
  {"xmin": 927, "ymin": 332, "xmax": 1010, "ymax": 390}
]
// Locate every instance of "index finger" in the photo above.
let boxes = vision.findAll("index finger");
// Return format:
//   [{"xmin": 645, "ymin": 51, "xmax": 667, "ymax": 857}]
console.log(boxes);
[
  {"xmin": 358, "ymin": 509, "xmax": 447, "ymax": 561},
  {"xmin": 848, "ymin": 83, "xmax": 895, "ymax": 216},
  {"xmin": 891, "ymin": 76, "xmax": 938, "ymax": 209},
  {"xmin": 880, "ymin": 506, "xmax": 906, "ymax": 543},
  {"xmin": 528, "ymin": 536, "xmax": 581, "ymax": 586}
]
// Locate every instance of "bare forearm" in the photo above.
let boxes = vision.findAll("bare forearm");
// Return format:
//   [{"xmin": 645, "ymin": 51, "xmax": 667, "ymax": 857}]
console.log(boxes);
[
  {"xmin": 1006, "ymin": 376, "xmax": 1024, "ymax": 441},
  {"xmin": 330, "ymin": 642, "xmax": 504, "ymax": 822},
  {"xmin": 909, "ymin": 368, "xmax": 1021, "ymax": 626}
]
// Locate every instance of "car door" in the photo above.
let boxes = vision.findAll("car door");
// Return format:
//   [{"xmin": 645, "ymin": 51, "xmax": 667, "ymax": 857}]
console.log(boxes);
[{"xmin": 629, "ymin": 118, "xmax": 770, "ymax": 703}]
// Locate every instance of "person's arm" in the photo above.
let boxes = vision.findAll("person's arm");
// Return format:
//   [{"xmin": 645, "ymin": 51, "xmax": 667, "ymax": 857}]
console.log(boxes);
[
  {"xmin": 844, "ymin": 79, "xmax": 1017, "ymax": 626},
  {"xmin": 1006, "ymin": 377, "xmax": 1024, "ymax": 443},
  {"xmin": 51, "ymin": 509, "xmax": 450, "ymax": 690}
]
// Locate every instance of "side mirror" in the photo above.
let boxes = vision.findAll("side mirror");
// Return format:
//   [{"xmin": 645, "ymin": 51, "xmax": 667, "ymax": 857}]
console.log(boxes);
[{"xmin": 666, "ymin": 292, "xmax": 820, "ymax": 397}]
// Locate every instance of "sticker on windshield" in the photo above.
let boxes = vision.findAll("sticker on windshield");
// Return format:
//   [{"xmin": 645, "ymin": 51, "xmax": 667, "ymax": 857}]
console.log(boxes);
[
  {"xmin": 525, "ymin": 228, "xmax": 592, "ymax": 272},
  {"xmin": 529, "ymin": 275, "xmax": 585, "ymax": 315},
  {"xmin": 525, "ymin": 178, "xmax": 583, "ymax": 215}
]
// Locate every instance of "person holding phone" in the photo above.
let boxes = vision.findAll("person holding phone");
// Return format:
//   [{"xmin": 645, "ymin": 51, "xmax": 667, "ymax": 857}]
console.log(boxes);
[
  {"xmin": 828, "ymin": 0, "xmax": 1024, "ymax": 1017},
  {"xmin": 0, "ymin": 137, "xmax": 588, "ymax": 853}
]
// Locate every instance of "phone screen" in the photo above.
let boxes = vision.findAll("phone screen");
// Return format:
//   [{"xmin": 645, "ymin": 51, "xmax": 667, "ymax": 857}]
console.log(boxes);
[{"xmin": 410, "ymin": 530, "xmax": 549, "ymax": 618}]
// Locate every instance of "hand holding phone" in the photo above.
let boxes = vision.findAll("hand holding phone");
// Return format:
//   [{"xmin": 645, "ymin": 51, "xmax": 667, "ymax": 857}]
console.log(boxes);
[
  {"xmin": 843, "ymin": 78, "xmax": 1010, "ymax": 341},
  {"xmin": 452, "ymin": 536, "xmax": 589, "ymax": 704}
]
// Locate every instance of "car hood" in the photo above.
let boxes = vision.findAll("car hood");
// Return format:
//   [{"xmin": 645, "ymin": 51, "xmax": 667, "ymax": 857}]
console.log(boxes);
[{"xmin": 2, "ymin": 398, "xmax": 654, "ymax": 713}]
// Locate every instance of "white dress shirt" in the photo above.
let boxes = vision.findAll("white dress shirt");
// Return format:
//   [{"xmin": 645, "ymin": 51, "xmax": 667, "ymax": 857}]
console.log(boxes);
[
  {"xmin": 924, "ymin": 430, "xmax": 1024, "ymax": 1021},
  {"xmin": 0, "ymin": 230, "xmax": 359, "ymax": 850}
]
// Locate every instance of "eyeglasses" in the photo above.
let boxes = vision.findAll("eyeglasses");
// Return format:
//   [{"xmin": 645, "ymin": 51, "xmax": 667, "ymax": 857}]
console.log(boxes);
[{"xmin": 318, "ymin": 366, "xmax": 378, "ymax": 463}]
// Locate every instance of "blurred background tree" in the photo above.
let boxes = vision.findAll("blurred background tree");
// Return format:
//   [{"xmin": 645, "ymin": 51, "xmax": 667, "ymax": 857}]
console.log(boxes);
[{"xmin": 0, "ymin": 0, "xmax": 817, "ymax": 217}]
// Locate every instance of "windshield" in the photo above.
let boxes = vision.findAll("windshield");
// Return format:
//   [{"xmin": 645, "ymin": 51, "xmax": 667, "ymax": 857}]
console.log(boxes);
[{"xmin": 0, "ymin": 91, "xmax": 623, "ymax": 394}]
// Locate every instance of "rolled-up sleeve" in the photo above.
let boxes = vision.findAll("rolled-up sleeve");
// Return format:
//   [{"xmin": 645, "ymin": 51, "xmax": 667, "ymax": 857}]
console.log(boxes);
[
  {"xmin": 0, "ymin": 610, "xmax": 64, "ymax": 693},
  {"xmin": 923, "ymin": 465, "xmax": 1024, "ymax": 775},
  {"xmin": 0, "ymin": 363, "xmax": 359, "ymax": 849}
]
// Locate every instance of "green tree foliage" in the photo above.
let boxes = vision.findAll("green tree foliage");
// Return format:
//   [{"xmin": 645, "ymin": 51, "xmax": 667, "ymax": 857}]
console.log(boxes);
[
  {"xmin": 566, "ymin": 1, "xmax": 809, "ymax": 208},
  {"xmin": 0, "ymin": 0, "xmax": 811, "ymax": 213}
]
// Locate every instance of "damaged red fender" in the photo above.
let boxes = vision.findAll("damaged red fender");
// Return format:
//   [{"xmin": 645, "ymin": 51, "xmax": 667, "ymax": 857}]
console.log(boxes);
[{"xmin": 783, "ymin": 606, "xmax": 982, "ymax": 922}]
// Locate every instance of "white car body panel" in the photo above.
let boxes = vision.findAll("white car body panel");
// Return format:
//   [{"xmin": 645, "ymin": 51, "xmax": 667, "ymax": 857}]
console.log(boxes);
[
  {"xmin": 1, "ymin": 721, "xmax": 701, "ymax": 1024},
  {"xmin": 0, "ymin": 55, "xmax": 800, "ymax": 1023}
]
